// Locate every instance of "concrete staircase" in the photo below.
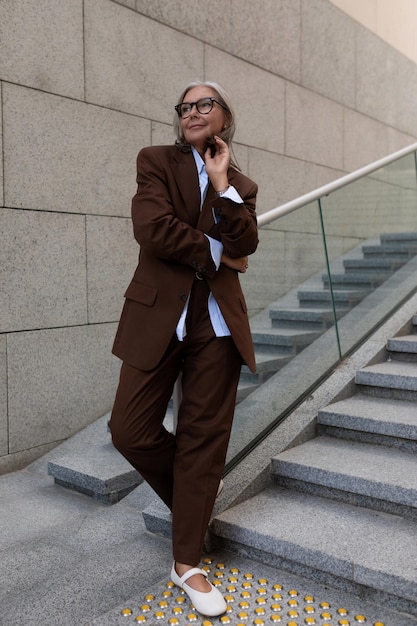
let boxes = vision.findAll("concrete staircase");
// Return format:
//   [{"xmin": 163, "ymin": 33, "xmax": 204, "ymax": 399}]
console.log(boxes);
[
  {"xmin": 47, "ymin": 233, "xmax": 417, "ymax": 505},
  {"xmin": 212, "ymin": 317, "xmax": 417, "ymax": 617}
]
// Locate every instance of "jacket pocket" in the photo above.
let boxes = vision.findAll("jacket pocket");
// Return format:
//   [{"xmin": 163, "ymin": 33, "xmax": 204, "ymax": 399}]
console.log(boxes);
[{"xmin": 124, "ymin": 281, "xmax": 157, "ymax": 307}]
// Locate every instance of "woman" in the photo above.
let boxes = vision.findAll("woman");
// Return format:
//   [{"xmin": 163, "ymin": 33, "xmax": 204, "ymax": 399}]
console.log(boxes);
[{"xmin": 110, "ymin": 80, "xmax": 258, "ymax": 616}]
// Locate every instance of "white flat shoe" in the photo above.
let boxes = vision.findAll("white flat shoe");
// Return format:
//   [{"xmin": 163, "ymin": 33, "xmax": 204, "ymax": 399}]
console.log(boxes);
[{"xmin": 170, "ymin": 563, "xmax": 227, "ymax": 617}]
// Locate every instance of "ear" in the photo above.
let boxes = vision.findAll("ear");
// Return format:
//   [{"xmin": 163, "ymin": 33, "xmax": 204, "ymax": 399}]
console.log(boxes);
[{"xmin": 223, "ymin": 110, "xmax": 233, "ymax": 129}]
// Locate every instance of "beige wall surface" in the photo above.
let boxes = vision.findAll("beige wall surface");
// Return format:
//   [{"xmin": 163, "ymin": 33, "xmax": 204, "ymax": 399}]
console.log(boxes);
[
  {"xmin": 329, "ymin": 0, "xmax": 417, "ymax": 64},
  {"xmin": 1, "ymin": 0, "xmax": 417, "ymax": 472}
]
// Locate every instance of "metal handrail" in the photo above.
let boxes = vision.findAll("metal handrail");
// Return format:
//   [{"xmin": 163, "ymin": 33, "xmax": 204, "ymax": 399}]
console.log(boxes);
[{"xmin": 257, "ymin": 141, "xmax": 417, "ymax": 227}]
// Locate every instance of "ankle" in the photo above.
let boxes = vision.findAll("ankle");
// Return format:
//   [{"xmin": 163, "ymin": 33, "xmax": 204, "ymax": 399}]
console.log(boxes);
[{"xmin": 175, "ymin": 561, "xmax": 197, "ymax": 577}]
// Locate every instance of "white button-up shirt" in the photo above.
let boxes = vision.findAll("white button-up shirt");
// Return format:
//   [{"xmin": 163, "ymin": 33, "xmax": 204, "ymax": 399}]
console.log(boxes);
[{"xmin": 175, "ymin": 148, "xmax": 243, "ymax": 341}]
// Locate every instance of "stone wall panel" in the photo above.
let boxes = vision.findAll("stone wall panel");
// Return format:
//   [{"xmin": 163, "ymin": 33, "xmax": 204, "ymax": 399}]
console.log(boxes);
[
  {"xmin": 7, "ymin": 324, "xmax": 119, "ymax": 453},
  {"xmin": 248, "ymin": 148, "xmax": 341, "ymax": 219},
  {"xmin": 301, "ymin": 0, "xmax": 355, "ymax": 107},
  {"xmin": 343, "ymin": 109, "xmax": 389, "ymax": 172},
  {"xmin": 134, "ymin": 0, "xmax": 234, "ymax": 52},
  {"xmin": 286, "ymin": 83, "xmax": 344, "ymax": 170},
  {"xmin": 394, "ymin": 56, "xmax": 417, "ymax": 137},
  {"xmin": 134, "ymin": 0, "xmax": 301, "ymax": 82},
  {"xmin": 3, "ymin": 83, "xmax": 149, "ymax": 216},
  {"xmin": 229, "ymin": 0, "xmax": 301, "ymax": 82},
  {"xmin": 0, "ymin": 0, "xmax": 84, "ymax": 99},
  {"xmin": 85, "ymin": 0, "xmax": 204, "ymax": 121},
  {"xmin": 86, "ymin": 215, "xmax": 139, "ymax": 324},
  {"xmin": 0, "ymin": 209, "xmax": 87, "ymax": 333},
  {"xmin": 386, "ymin": 128, "xmax": 417, "ymax": 155},
  {"xmin": 355, "ymin": 27, "xmax": 399, "ymax": 130},
  {"xmin": 205, "ymin": 47, "xmax": 285, "ymax": 154},
  {"xmin": 151, "ymin": 121, "xmax": 175, "ymax": 147}
]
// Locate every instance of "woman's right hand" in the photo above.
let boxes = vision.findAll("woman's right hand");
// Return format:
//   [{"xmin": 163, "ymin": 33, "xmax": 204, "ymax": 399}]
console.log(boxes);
[
  {"xmin": 205, "ymin": 135, "xmax": 230, "ymax": 193},
  {"xmin": 221, "ymin": 254, "xmax": 249, "ymax": 273}
]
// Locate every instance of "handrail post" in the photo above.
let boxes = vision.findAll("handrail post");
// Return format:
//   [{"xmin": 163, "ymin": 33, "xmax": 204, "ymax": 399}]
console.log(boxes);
[
  {"xmin": 317, "ymin": 198, "xmax": 343, "ymax": 361},
  {"xmin": 414, "ymin": 150, "xmax": 417, "ymax": 186}
]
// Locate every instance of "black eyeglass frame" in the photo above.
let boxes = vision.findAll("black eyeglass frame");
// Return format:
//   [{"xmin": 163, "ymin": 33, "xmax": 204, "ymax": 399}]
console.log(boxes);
[{"xmin": 174, "ymin": 97, "xmax": 228, "ymax": 119}]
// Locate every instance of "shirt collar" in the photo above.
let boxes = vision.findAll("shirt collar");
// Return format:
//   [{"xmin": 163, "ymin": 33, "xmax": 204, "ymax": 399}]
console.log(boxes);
[{"xmin": 191, "ymin": 146, "xmax": 205, "ymax": 175}]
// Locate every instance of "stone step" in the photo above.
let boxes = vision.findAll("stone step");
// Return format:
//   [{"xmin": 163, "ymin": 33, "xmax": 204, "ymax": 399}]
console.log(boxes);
[
  {"xmin": 297, "ymin": 288, "xmax": 366, "ymax": 308},
  {"xmin": 355, "ymin": 360, "xmax": 417, "ymax": 400},
  {"xmin": 47, "ymin": 367, "xmax": 259, "ymax": 504},
  {"xmin": 251, "ymin": 327, "xmax": 322, "ymax": 352},
  {"xmin": 322, "ymin": 272, "xmax": 388, "ymax": 288},
  {"xmin": 381, "ymin": 232, "xmax": 417, "ymax": 247},
  {"xmin": 47, "ymin": 414, "xmax": 143, "ymax": 504},
  {"xmin": 388, "ymin": 334, "xmax": 417, "ymax": 352},
  {"xmin": 240, "ymin": 349, "xmax": 292, "ymax": 384},
  {"xmin": 362, "ymin": 243, "xmax": 417, "ymax": 259},
  {"xmin": 212, "ymin": 486, "xmax": 417, "ymax": 617},
  {"xmin": 45, "ymin": 366, "xmax": 270, "ymax": 504},
  {"xmin": 270, "ymin": 435, "xmax": 417, "ymax": 518},
  {"xmin": 318, "ymin": 393, "xmax": 417, "ymax": 452},
  {"xmin": 343, "ymin": 257, "xmax": 405, "ymax": 273},
  {"xmin": 387, "ymin": 334, "xmax": 417, "ymax": 361},
  {"xmin": 268, "ymin": 307, "xmax": 338, "ymax": 330},
  {"xmin": 142, "ymin": 499, "xmax": 172, "ymax": 538}
]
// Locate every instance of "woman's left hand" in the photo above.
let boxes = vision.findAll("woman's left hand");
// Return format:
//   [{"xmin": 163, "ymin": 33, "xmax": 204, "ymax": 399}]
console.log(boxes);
[{"xmin": 204, "ymin": 135, "xmax": 230, "ymax": 192}]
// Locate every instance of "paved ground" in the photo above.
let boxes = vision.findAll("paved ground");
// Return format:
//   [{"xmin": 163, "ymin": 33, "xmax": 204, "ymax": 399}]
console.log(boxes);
[{"xmin": 2, "ymin": 439, "xmax": 417, "ymax": 626}]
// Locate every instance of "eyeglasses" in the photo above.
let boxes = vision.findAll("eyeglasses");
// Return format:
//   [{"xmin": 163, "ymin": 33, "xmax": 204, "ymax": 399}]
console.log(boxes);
[{"xmin": 174, "ymin": 97, "xmax": 228, "ymax": 119}]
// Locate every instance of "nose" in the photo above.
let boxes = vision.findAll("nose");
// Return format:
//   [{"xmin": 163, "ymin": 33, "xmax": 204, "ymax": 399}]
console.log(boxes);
[{"xmin": 189, "ymin": 103, "xmax": 200, "ymax": 116}]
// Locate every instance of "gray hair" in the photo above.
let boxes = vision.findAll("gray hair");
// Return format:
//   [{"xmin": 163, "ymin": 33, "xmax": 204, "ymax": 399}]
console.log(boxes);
[{"xmin": 173, "ymin": 80, "xmax": 239, "ymax": 169}]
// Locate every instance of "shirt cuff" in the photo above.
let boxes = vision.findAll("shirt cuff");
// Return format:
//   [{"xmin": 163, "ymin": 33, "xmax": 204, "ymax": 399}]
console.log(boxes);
[
  {"xmin": 205, "ymin": 235, "xmax": 223, "ymax": 270},
  {"xmin": 220, "ymin": 185, "xmax": 243, "ymax": 204}
]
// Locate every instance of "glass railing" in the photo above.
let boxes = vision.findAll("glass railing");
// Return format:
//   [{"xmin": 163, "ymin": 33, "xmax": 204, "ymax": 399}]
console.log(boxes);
[{"xmin": 225, "ymin": 143, "xmax": 417, "ymax": 471}]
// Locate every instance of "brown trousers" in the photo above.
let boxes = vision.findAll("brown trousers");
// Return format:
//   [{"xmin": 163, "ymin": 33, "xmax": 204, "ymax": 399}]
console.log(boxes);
[{"xmin": 109, "ymin": 279, "xmax": 242, "ymax": 565}]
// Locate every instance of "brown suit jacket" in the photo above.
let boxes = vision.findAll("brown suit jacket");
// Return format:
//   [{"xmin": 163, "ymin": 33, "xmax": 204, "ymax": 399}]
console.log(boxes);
[{"xmin": 112, "ymin": 144, "xmax": 258, "ymax": 372}]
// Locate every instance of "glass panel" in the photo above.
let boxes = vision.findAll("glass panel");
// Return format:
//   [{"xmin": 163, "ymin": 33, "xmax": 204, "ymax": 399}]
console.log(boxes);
[
  {"xmin": 319, "ymin": 151, "xmax": 417, "ymax": 359},
  {"xmin": 225, "ymin": 202, "xmax": 341, "ymax": 469},
  {"xmin": 225, "ymin": 150, "xmax": 417, "ymax": 471}
]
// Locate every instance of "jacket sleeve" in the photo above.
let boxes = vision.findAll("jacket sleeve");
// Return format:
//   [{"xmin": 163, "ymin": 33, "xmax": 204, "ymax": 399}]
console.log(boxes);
[
  {"xmin": 131, "ymin": 148, "xmax": 217, "ymax": 279},
  {"xmin": 211, "ymin": 176, "xmax": 258, "ymax": 259}
]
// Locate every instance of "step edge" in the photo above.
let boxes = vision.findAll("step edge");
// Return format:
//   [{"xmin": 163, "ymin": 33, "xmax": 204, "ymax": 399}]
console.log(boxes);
[
  {"xmin": 212, "ymin": 516, "xmax": 417, "ymax": 603},
  {"xmin": 270, "ymin": 459, "xmax": 417, "ymax": 506}
]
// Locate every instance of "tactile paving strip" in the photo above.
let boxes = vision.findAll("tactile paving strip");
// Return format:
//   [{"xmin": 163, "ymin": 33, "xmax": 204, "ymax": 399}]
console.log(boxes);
[{"xmin": 112, "ymin": 557, "xmax": 388, "ymax": 626}]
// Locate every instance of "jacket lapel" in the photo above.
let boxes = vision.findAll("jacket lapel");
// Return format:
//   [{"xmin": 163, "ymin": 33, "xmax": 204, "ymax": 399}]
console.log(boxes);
[{"xmin": 172, "ymin": 148, "xmax": 201, "ymax": 226}]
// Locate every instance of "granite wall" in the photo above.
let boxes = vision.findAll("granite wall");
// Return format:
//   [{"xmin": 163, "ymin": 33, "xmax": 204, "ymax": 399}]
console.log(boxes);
[{"xmin": 1, "ymin": 0, "xmax": 416, "ymax": 472}]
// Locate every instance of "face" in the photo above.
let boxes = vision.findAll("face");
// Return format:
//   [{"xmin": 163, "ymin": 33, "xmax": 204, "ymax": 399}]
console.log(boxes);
[{"xmin": 180, "ymin": 86, "xmax": 228, "ymax": 154}]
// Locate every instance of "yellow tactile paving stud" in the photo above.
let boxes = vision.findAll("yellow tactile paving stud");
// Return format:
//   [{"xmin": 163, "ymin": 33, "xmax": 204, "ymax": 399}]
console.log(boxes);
[{"xmin": 118, "ymin": 558, "xmax": 387, "ymax": 626}]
